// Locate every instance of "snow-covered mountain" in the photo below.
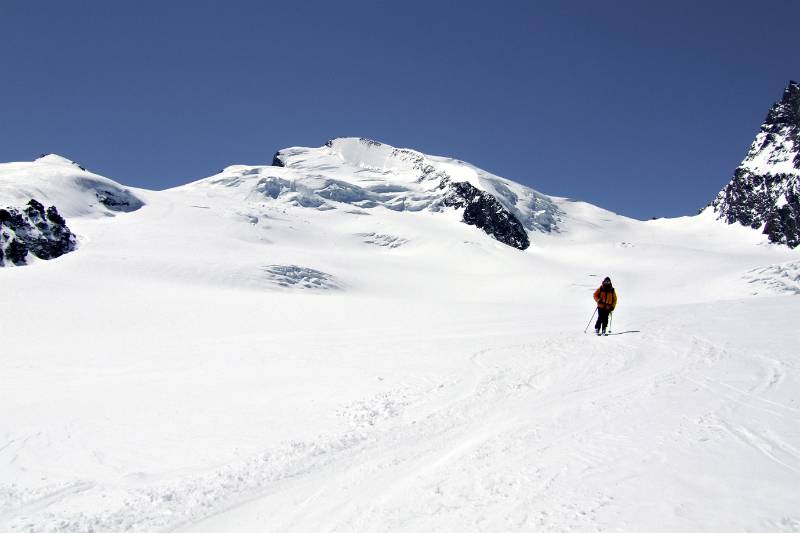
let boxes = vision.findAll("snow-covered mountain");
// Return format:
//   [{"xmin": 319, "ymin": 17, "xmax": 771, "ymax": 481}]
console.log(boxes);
[
  {"xmin": 254, "ymin": 137, "xmax": 557, "ymax": 249},
  {"xmin": 710, "ymin": 80, "xmax": 800, "ymax": 248},
  {"xmin": 0, "ymin": 153, "xmax": 143, "ymax": 218},
  {"xmin": 1, "ymin": 137, "xmax": 799, "ymax": 532},
  {"xmin": 0, "ymin": 154, "xmax": 144, "ymax": 266},
  {"xmin": 0, "ymin": 138, "xmax": 559, "ymax": 266}
]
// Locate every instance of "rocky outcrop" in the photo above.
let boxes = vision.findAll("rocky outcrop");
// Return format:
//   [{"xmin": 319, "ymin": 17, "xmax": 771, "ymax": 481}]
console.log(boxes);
[
  {"xmin": 0, "ymin": 199, "xmax": 76, "ymax": 266},
  {"xmin": 442, "ymin": 180, "xmax": 530, "ymax": 250},
  {"xmin": 711, "ymin": 81, "xmax": 800, "ymax": 248}
]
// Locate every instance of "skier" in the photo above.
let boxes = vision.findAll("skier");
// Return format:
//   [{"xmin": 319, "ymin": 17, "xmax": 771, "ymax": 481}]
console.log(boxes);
[{"xmin": 593, "ymin": 277, "xmax": 617, "ymax": 335}]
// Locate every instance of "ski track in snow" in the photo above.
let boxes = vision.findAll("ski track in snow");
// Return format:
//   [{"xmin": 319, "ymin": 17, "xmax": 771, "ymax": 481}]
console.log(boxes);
[{"xmin": 4, "ymin": 313, "xmax": 799, "ymax": 533}]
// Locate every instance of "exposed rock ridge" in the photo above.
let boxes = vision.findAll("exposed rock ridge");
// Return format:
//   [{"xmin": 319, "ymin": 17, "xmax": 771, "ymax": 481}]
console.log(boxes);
[
  {"xmin": 441, "ymin": 179, "xmax": 530, "ymax": 250},
  {"xmin": 711, "ymin": 81, "xmax": 800, "ymax": 247}
]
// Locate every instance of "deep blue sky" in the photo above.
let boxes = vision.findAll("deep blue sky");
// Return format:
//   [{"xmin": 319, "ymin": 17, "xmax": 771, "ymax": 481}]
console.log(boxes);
[{"xmin": 1, "ymin": 1, "xmax": 798, "ymax": 219}]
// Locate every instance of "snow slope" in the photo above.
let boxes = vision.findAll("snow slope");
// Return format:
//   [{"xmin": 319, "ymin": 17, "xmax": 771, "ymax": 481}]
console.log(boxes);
[
  {"xmin": 0, "ymin": 154, "xmax": 143, "ymax": 219},
  {"xmin": 1, "ymin": 141, "xmax": 799, "ymax": 532}
]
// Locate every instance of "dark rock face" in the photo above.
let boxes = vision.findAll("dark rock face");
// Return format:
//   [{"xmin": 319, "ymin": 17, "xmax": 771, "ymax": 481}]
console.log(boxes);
[
  {"xmin": 271, "ymin": 152, "xmax": 285, "ymax": 167},
  {"xmin": 442, "ymin": 180, "xmax": 530, "ymax": 250},
  {"xmin": 95, "ymin": 189, "xmax": 141, "ymax": 211},
  {"xmin": 711, "ymin": 81, "xmax": 800, "ymax": 247},
  {"xmin": 0, "ymin": 199, "xmax": 76, "ymax": 266},
  {"xmin": 74, "ymin": 179, "xmax": 144, "ymax": 213}
]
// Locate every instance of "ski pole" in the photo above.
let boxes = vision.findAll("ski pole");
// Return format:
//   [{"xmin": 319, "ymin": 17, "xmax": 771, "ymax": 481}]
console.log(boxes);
[
  {"xmin": 583, "ymin": 308, "xmax": 597, "ymax": 333},
  {"xmin": 608, "ymin": 311, "xmax": 613, "ymax": 333}
]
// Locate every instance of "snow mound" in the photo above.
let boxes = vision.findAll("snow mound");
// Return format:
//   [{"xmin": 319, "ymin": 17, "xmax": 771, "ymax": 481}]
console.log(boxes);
[
  {"xmin": 327, "ymin": 137, "xmax": 427, "ymax": 175},
  {"xmin": 744, "ymin": 260, "xmax": 800, "ymax": 294},
  {"xmin": 0, "ymin": 154, "xmax": 144, "ymax": 218},
  {"xmin": 34, "ymin": 153, "xmax": 85, "ymax": 168}
]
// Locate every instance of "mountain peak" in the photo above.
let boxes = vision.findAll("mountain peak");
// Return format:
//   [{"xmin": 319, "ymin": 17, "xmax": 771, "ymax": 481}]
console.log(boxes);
[
  {"xmin": 324, "ymin": 138, "xmax": 428, "ymax": 175},
  {"xmin": 710, "ymin": 80, "xmax": 800, "ymax": 248},
  {"xmin": 765, "ymin": 80, "xmax": 800, "ymax": 129},
  {"xmin": 34, "ymin": 154, "xmax": 86, "ymax": 170},
  {"xmin": 783, "ymin": 79, "xmax": 799, "ymax": 99}
]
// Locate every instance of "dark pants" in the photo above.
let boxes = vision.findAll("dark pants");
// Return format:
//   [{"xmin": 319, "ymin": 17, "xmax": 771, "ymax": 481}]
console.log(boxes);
[{"xmin": 595, "ymin": 308, "xmax": 611, "ymax": 332}]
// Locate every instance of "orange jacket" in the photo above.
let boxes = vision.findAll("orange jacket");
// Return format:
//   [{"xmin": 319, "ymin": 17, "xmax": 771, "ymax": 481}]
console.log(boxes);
[{"xmin": 594, "ymin": 286, "xmax": 617, "ymax": 310}]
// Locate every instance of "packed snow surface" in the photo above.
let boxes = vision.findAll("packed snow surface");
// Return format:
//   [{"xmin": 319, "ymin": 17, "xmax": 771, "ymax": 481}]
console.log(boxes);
[{"xmin": 1, "ymin": 143, "xmax": 799, "ymax": 532}]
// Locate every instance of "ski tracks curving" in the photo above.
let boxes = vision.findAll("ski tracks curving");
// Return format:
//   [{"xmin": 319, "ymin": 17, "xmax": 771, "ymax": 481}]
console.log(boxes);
[{"xmin": 4, "ymin": 313, "xmax": 799, "ymax": 532}]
